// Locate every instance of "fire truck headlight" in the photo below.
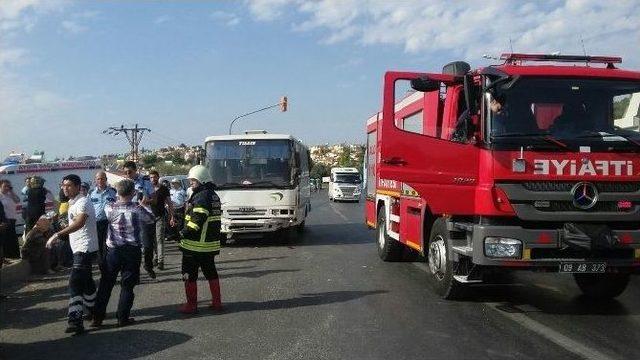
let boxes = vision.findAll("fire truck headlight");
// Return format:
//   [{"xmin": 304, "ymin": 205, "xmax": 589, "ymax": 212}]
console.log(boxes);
[{"xmin": 484, "ymin": 237, "xmax": 522, "ymax": 258}]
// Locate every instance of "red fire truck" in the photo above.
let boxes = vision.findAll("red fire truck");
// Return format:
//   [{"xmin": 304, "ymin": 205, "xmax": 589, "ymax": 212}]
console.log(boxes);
[{"xmin": 365, "ymin": 53, "xmax": 640, "ymax": 299}]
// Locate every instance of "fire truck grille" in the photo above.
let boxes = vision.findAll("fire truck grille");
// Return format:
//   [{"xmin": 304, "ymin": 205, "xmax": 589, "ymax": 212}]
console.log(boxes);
[
  {"xmin": 536, "ymin": 201, "xmax": 632, "ymax": 213},
  {"xmin": 522, "ymin": 181, "xmax": 640, "ymax": 193}
]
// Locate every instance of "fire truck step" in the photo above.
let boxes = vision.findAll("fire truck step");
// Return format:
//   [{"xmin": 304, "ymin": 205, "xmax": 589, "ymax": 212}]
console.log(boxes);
[{"xmin": 453, "ymin": 275, "xmax": 483, "ymax": 284}]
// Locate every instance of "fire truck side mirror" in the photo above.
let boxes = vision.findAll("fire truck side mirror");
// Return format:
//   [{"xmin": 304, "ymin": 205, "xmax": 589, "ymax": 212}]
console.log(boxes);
[{"xmin": 410, "ymin": 77, "xmax": 440, "ymax": 92}]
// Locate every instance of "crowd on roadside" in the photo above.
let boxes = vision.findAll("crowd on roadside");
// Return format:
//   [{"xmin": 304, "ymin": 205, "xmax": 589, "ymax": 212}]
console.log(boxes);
[
  {"xmin": 0, "ymin": 164, "xmax": 189, "ymax": 301},
  {"xmin": 1, "ymin": 161, "xmax": 222, "ymax": 335}
]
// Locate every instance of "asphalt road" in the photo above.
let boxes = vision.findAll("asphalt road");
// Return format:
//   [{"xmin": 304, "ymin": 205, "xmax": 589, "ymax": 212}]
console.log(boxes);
[{"xmin": 1, "ymin": 192, "xmax": 639, "ymax": 360}]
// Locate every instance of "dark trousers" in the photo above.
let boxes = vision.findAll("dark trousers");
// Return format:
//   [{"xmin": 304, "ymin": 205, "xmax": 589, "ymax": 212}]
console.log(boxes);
[
  {"xmin": 96, "ymin": 219, "xmax": 109, "ymax": 266},
  {"xmin": 95, "ymin": 245, "xmax": 141, "ymax": 321},
  {"xmin": 167, "ymin": 207, "xmax": 184, "ymax": 240},
  {"xmin": 142, "ymin": 224, "xmax": 156, "ymax": 271},
  {"xmin": 3, "ymin": 220, "xmax": 20, "ymax": 258},
  {"xmin": 68, "ymin": 252, "xmax": 97, "ymax": 325},
  {"xmin": 181, "ymin": 250, "xmax": 219, "ymax": 281}
]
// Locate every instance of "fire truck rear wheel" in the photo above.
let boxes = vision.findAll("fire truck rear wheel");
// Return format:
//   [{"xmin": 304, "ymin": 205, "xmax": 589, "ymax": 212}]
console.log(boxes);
[
  {"xmin": 427, "ymin": 218, "xmax": 465, "ymax": 299},
  {"xmin": 573, "ymin": 273, "xmax": 630, "ymax": 300},
  {"xmin": 377, "ymin": 209, "xmax": 403, "ymax": 261}
]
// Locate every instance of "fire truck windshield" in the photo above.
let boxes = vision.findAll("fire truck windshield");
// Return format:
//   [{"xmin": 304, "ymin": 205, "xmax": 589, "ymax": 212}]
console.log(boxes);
[
  {"xmin": 488, "ymin": 78, "xmax": 640, "ymax": 151},
  {"xmin": 206, "ymin": 139, "xmax": 293, "ymax": 189}
]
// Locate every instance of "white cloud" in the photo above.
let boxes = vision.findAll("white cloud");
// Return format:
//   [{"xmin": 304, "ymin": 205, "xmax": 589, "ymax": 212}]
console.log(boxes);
[
  {"xmin": 0, "ymin": 47, "xmax": 28, "ymax": 67},
  {"xmin": 71, "ymin": 10, "xmax": 99, "ymax": 19},
  {"xmin": 211, "ymin": 11, "xmax": 241, "ymax": 27},
  {"xmin": 246, "ymin": 0, "xmax": 296, "ymax": 21},
  {"xmin": 0, "ymin": 0, "xmax": 68, "ymax": 31},
  {"xmin": 154, "ymin": 15, "xmax": 171, "ymax": 25},
  {"xmin": 61, "ymin": 19, "xmax": 86, "ymax": 34},
  {"xmin": 32, "ymin": 90, "xmax": 71, "ymax": 109},
  {"xmin": 246, "ymin": 0, "xmax": 640, "ymax": 67}
]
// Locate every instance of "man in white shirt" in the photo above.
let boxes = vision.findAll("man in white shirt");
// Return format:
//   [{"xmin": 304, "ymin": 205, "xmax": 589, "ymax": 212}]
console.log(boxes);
[{"xmin": 46, "ymin": 174, "xmax": 99, "ymax": 335}]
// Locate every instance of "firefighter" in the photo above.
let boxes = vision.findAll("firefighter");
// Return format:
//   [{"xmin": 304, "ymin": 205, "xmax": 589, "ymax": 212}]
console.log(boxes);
[{"xmin": 178, "ymin": 165, "xmax": 222, "ymax": 314}]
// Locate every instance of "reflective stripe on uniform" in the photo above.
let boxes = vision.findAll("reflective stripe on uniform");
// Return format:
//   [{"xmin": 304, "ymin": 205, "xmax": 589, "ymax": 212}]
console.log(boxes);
[
  {"xmin": 180, "ymin": 238, "xmax": 221, "ymax": 252},
  {"xmin": 179, "ymin": 208, "xmax": 221, "ymax": 252},
  {"xmin": 186, "ymin": 221, "xmax": 200, "ymax": 231},
  {"xmin": 192, "ymin": 207, "xmax": 210, "ymax": 216}
]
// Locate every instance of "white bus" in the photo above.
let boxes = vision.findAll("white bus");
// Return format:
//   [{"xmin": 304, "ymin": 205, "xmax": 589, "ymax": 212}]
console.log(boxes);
[
  {"xmin": 204, "ymin": 131, "xmax": 311, "ymax": 241},
  {"xmin": 0, "ymin": 160, "xmax": 102, "ymax": 234},
  {"xmin": 328, "ymin": 167, "xmax": 362, "ymax": 202}
]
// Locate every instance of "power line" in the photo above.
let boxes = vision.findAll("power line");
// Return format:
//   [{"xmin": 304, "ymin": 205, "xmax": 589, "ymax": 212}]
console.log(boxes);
[{"xmin": 102, "ymin": 124, "xmax": 151, "ymax": 164}]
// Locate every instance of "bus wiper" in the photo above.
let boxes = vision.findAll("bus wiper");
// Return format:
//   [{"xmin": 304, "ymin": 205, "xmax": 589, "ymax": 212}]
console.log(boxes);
[
  {"xmin": 250, "ymin": 181, "xmax": 285, "ymax": 188},
  {"xmin": 492, "ymin": 132, "xmax": 570, "ymax": 150},
  {"xmin": 218, "ymin": 182, "xmax": 244, "ymax": 189}
]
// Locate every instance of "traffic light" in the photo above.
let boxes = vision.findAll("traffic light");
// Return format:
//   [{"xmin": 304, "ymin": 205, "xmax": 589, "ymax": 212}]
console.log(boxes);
[{"xmin": 280, "ymin": 96, "xmax": 288, "ymax": 112}]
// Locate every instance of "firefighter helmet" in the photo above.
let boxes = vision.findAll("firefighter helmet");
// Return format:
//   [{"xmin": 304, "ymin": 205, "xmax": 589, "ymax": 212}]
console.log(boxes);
[{"xmin": 187, "ymin": 165, "xmax": 211, "ymax": 184}]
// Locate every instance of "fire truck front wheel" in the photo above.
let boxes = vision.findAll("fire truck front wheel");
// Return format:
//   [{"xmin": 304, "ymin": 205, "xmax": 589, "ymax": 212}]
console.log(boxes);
[
  {"xmin": 377, "ymin": 210, "xmax": 403, "ymax": 261},
  {"xmin": 573, "ymin": 273, "xmax": 630, "ymax": 300},
  {"xmin": 427, "ymin": 218, "xmax": 465, "ymax": 300}
]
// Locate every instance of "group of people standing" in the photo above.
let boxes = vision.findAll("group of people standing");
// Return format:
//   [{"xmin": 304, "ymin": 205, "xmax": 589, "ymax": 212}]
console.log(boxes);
[{"xmin": 1, "ymin": 162, "xmax": 222, "ymax": 334}]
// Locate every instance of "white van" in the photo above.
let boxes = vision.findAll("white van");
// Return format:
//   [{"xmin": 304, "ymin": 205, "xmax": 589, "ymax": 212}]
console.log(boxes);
[{"xmin": 328, "ymin": 167, "xmax": 361, "ymax": 202}]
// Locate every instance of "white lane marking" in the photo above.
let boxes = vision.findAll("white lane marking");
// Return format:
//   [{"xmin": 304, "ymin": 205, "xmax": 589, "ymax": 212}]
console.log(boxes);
[
  {"xmin": 411, "ymin": 262, "xmax": 618, "ymax": 360},
  {"xmin": 329, "ymin": 202, "xmax": 350, "ymax": 222},
  {"xmin": 486, "ymin": 303, "xmax": 617, "ymax": 360}
]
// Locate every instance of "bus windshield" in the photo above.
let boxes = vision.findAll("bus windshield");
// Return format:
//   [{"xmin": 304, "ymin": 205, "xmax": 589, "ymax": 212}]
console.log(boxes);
[{"xmin": 206, "ymin": 139, "xmax": 294, "ymax": 189}]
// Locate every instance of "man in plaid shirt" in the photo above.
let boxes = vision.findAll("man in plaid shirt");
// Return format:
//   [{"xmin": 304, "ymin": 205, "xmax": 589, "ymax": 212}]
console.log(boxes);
[{"xmin": 91, "ymin": 179, "xmax": 154, "ymax": 327}]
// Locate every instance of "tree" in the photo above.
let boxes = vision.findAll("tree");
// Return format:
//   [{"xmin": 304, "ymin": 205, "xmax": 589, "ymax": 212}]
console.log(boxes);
[
  {"xmin": 310, "ymin": 163, "xmax": 329, "ymax": 179},
  {"xmin": 142, "ymin": 154, "xmax": 158, "ymax": 167},
  {"xmin": 613, "ymin": 96, "xmax": 631, "ymax": 119},
  {"xmin": 338, "ymin": 144, "xmax": 353, "ymax": 167}
]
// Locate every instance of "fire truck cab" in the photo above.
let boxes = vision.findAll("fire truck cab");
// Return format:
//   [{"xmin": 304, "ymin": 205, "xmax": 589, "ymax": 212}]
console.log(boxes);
[{"xmin": 365, "ymin": 53, "xmax": 640, "ymax": 299}]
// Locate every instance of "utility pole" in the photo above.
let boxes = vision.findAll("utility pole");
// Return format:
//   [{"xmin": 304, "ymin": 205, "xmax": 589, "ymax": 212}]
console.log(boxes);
[
  {"xmin": 229, "ymin": 96, "xmax": 288, "ymax": 135},
  {"xmin": 102, "ymin": 124, "xmax": 151, "ymax": 163}
]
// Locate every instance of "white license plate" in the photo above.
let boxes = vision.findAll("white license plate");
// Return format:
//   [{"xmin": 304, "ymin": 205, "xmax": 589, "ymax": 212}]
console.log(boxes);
[{"xmin": 559, "ymin": 262, "xmax": 606, "ymax": 273}]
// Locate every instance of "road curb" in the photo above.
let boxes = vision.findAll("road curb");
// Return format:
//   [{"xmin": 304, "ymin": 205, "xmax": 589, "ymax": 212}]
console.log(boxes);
[{"xmin": 1, "ymin": 259, "xmax": 31, "ymax": 288}]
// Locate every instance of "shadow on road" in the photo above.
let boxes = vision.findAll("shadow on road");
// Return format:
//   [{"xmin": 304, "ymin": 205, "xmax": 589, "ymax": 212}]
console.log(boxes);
[
  {"xmin": 147, "ymin": 269, "xmax": 301, "ymax": 283},
  {"xmin": 217, "ymin": 256, "xmax": 288, "ymax": 264},
  {"xmin": 223, "ymin": 223, "xmax": 373, "ymax": 248},
  {"xmin": 1, "ymin": 329, "xmax": 192, "ymax": 360},
  {"xmin": 458, "ymin": 281, "xmax": 639, "ymax": 316},
  {"xmin": 130, "ymin": 290, "xmax": 388, "ymax": 326}
]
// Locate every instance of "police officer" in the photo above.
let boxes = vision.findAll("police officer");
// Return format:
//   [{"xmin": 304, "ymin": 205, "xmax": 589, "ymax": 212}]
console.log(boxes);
[{"xmin": 178, "ymin": 165, "xmax": 222, "ymax": 314}]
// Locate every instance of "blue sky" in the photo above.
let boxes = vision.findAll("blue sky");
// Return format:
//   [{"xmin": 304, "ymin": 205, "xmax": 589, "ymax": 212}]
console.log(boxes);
[{"xmin": 1, "ymin": 0, "xmax": 639, "ymax": 158}]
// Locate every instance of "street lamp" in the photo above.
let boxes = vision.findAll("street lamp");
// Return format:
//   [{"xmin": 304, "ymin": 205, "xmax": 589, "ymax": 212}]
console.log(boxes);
[{"xmin": 228, "ymin": 96, "xmax": 288, "ymax": 135}]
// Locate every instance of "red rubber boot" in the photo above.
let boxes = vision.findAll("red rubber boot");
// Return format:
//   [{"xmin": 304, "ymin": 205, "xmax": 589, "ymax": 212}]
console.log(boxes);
[
  {"xmin": 208, "ymin": 279, "xmax": 223, "ymax": 311},
  {"xmin": 178, "ymin": 281, "xmax": 198, "ymax": 314}
]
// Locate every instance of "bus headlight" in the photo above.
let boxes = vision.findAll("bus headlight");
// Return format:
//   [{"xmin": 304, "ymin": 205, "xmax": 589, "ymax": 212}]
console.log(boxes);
[{"xmin": 484, "ymin": 237, "xmax": 522, "ymax": 258}]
